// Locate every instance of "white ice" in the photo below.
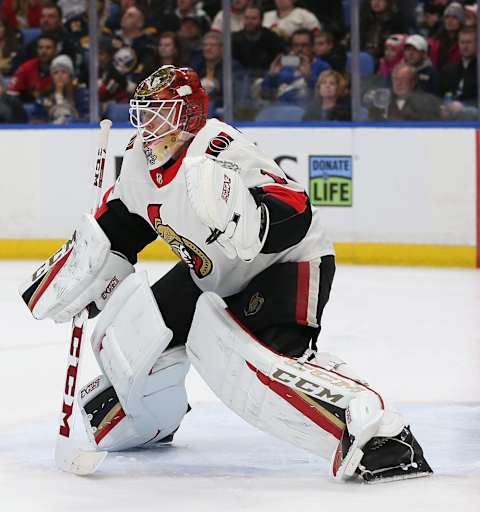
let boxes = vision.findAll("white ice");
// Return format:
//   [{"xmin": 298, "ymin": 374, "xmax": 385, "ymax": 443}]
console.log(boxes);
[{"xmin": 1, "ymin": 261, "xmax": 479, "ymax": 512}]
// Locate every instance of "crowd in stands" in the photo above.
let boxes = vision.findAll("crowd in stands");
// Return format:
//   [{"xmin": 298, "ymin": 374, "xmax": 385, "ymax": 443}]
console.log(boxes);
[{"xmin": 0, "ymin": 0, "xmax": 478, "ymax": 124}]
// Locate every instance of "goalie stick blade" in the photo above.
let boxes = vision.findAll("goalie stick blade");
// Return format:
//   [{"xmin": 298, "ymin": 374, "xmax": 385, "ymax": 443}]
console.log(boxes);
[{"xmin": 55, "ymin": 438, "xmax": 107, "ymax": 476}]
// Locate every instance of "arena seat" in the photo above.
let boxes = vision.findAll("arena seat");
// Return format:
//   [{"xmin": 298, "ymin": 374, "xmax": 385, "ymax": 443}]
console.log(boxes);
[
  {"xmin": 20, "ymin": 28, "xmax": 41, "ymax": 46},
  {"xmin": 346, "ymin": 51, "xmax": 375, "ymax": 76},
  {"xmin": 255, "ymin": 104, "xmax": 306, "ymax": 122},
  {"xmin": 105, "ymin": 103, "xmax": 130, "ymax": 122}
]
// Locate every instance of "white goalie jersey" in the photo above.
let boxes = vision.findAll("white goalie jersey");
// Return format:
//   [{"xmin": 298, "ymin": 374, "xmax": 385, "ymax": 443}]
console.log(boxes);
[{"xmin": 108, "ymin": 118, "xmax": 334, "ymax": 297}]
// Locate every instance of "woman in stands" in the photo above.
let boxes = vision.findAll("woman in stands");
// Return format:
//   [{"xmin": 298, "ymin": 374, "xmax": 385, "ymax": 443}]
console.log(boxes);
[
  {"xmin": 0, "ymin": 15, "xmax": 20, "ymax": 75},
  {"xmin": 144, "ymin": 31, "xmax": 184, "ymax": 77},
  {"xmin": 31, "ymin": 54, "xmax": 88, "ymax": 124},
  {"xmin": 303, "ymin": 69, "xmax": 351, "ymax": 121}
]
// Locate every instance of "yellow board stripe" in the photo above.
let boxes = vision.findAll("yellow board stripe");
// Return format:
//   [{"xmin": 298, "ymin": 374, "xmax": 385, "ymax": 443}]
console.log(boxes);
[{"xmin": 0, "ymin": 239, "xmax": 476, "ymax": 268}]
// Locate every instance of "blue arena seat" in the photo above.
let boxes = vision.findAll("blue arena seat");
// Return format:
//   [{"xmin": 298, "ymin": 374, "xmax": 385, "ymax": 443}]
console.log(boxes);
[
  {"xmin": 346, "ymin": 51, "xmax": 376, "ymax": 76},
  {"xmin": 20, "ymin": 28, "xmax": 41, "ymax": 46},
  {"xmin": 105, "ymin": 103, "xmax": 130, "ymax": 123},
  {"xmin": 255, "ymin": 104, "xmax": 306, "ymax": 122}
]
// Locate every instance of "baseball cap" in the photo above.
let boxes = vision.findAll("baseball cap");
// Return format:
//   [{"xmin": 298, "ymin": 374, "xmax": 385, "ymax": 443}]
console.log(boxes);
[{"xmin": 405, "ymin": 35, "xmax": 428, "ymax": 53}]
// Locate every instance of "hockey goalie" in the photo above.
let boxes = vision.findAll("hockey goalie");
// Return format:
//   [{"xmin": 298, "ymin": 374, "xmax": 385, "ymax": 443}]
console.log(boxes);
[{"xmin": 20, "ymin": 65, "xmax": 432, "ymax": 483}]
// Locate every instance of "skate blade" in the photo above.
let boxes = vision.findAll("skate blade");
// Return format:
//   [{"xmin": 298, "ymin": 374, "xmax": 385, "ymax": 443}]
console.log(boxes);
[{"xmin": 363, "ymin": 470, "xmax": 433, "ymax": 484}]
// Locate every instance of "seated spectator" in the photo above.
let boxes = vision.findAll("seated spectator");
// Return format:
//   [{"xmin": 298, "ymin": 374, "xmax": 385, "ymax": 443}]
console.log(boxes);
[
  {"xmin": 1, "ymin": 0, "xmax": 43, "ymax": 29},
  {"xmin": 192, "ymin": 31, "xmax": 242, "ymax": 116},
  {"xmin": 232, "ymin": 5, "xmax": 285, "ymax": 76},
  {"xmin": 263, "ymin": 0, "xmax": 321, "ymax": 40},
  {"xmin": 303, "ymin": 70, "xmax": 351, "ymax": 121},
  {"xmin": 19, "ymin": 4, "xmax": 77, "ymax": 65},
  {"xmin": 144, "ymin": 32, "xmax": 184, "ymax": 77},
  {"xmin": 464, "ymin": 5, "xmax": 477, "ymax": 29},
  {"xmin": 367, "ymin": 63, "xmax": 441, "ymax": 120},
  {"xmin": 360, "ymin": 0, "xmax": 409, "ymax": 61},
  {"xmin": 0, "ymin": 15, "xmax": 20, "ymax": 76},
  {"xmin": 97, "ymin": 37, "xmax": 129, "ymax": 106},
  {"xmin": 177, "ymin": 16, "xmax": 204, "ymax": 65},
  {"xmin": 212, "ymin": 0, "xmax": 249, "ymax": 33},
  {"xmin": 260, "ymin": 29, "xmax": 314, "ymax": 105},
  {"xmin": 8, "ymin": 34, "xmax": 57, "ymax": 102},
  {"xmin": 312, "ymin": 31, "xmax": 346, "ymax": 73},
  {"xmin": 116, "ymin": 6, "xmax": 156, "ymax": 65},
  {"xmin": 429, "ymin": 2, "xmax": 463, "ymax": 69},
  {"xmin": 403, "ymin": 34, "xmax": 437, "ymax": 94},
  {"xmin": 419, "ymin": 4, "xmax": 443, "ymax": 38},
  {"xmin": 438, "ymin": 27, "xmax": 477, "ymax": 105},
  {"xmin": 152, "ymin": 0, "xmax": 210, "ymax": 35},
  {"xmin": 31, "ymin": 54, "xmax": 88, "ymax": 124},
  {"xmin": 113, "ymin": 46, "xmax": 139, "ymax": 95},
  {"xmin": 0, "ymin": 72, "xmax": 27, "ymax": 122},
  {"xmin": 377, "ymin": 33, "xmax": 406, "ymax": 81}
]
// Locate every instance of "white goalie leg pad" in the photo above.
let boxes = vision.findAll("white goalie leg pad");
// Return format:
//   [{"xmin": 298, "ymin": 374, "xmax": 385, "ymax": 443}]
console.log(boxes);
[
  {"xmin": 79, "ymin": 346, "xmax": 190, "ymax": 451},
  {"xmin": 20, "ymin": 213, "xmax": 134, "ymax": 322},
  {"xmin": 186, "ymin": 292, "xmax": 405, "ymax": 467},
  {"xmin": 90, "ymin": 272, "xmax": 177, "ymax": 444}
]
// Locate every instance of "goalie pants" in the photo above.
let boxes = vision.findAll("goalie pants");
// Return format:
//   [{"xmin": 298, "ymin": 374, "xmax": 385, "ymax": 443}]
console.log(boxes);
[{"xmin": 151, "ymin": 255, "xmax": 335, "ymax": 356}]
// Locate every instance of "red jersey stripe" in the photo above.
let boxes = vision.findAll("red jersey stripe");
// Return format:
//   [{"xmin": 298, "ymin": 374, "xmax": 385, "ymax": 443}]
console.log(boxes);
[
  {"xmin": 260, "ymin": 185, "xmax": 308, "ymax": 213},
  {"xmin": 296, "ymin": 262, "xmax": 310, "ymax": 325}
]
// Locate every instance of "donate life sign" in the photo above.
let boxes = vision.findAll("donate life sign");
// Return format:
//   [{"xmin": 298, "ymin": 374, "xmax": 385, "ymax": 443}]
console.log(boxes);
[{"xmin": 309, "ymin": 155, "xmax": 353, "ymax": 207}]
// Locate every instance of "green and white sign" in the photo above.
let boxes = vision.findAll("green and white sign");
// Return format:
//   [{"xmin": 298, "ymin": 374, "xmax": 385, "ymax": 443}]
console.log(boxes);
[{"xmin": 309, "ymin": 155, "xmax": 352, "ymax": 207}]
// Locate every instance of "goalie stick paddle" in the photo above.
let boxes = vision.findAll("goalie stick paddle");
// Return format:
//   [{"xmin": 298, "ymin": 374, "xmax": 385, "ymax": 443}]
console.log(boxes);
[{"xmin": 54, "ymin": 119, "xmax": 112, "ymax": 476}]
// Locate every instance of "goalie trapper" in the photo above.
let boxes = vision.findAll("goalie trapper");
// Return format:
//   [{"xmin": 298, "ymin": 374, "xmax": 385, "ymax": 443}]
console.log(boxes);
[{"xmin": 340, "ymin": 425, "xmax": 433, "ymax": 484}]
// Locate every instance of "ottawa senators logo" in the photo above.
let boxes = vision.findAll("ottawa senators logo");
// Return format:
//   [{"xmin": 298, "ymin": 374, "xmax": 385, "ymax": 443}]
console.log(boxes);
[
  {"xmin": 206, "ymin": 131, "xmax": 233, "ymax": 158},
  {"xmin": 244, "ymin": 292, "xmax": 265, "ymax": 317},
  {"xmin": 147, "ymin": 204, "xmax": 212, "ymax": 278}
]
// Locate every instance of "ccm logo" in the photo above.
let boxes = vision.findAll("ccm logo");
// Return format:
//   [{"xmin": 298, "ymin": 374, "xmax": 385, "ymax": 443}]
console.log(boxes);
[{"xmin": 101, "ymin": 276, "xmax": 120, "ymax": 300}]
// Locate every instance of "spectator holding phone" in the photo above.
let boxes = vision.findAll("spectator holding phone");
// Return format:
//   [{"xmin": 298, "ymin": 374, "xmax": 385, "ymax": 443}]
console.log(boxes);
[{"xmin": 260, "ymin": 28, "xmax": 314, "ymax": 104}]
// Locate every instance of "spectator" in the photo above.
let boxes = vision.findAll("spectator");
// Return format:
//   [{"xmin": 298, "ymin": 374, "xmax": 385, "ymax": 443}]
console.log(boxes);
[
  {"xmin": 464, "ymin": 5, "xmax": 477, "ymax": 29},
  {"xmin": 260, "ymin": 29, "xmax": 314, "ymax": 105},
  {"xmin": 377, "ymin": 33, "xmax": 406, "ymax": 81},
  {"xmin": 360, "ymin": 0, "xmax": 408, "ymax": 61},
  {"xmin": 438, "ymin": 27, "xmax": 477, "ymax": 105},
  {"xmin": 144, "ymin": 32, "xmax": 184, "ymax": 77},
  {"xmin": 113, "ymin": 46, "xmax": 139, "ymax": 95},
  {"xmin": 57, "ymin": 0, "xmax": 86, "ymax": 22},
  {"xmin": 0, "ymin": 15, "xmax": 19, "ymax": 76},
  {"xmin": 152, "ymin": 0, "xmax": 210, "ymax": 34},
  {"xmin": 20, "ymin": 4, "xmax": 77, "ymax": 64},
  {"xmin": 403, "ymin": 34, "xmax": 437, "ymax": 94},
  {"xmin": 232, "ymin": 5, "xmax": 285, "ymax": 75},
  {"xmin": 367, "ymin": 63, "xmax": 441, "ymax": 120},
  {"xmin": 0, "ymin": 0, "xmax": 43, "ymax": 29},
  {"xmin": 97, "ymin": 37, "xmax": 129, "ymax": 106},
  {"xmin": 420, "ymin": 4, "xmax": 443, "ymax": 38},
  {"xmin": 8, "ymin": 34, "xmax": 57, "ymax": 102},
  {"xmin": 211, "ymin": 0, "xmax": 249, "ymax": 33},
  {"xmin": 0, "ymin": 72, "xmax": 27, "ymax": 122},
  {"xmin": 116, "ymin": 6, "xmax": 156, "ymax": 65},
  {"xmin": 31, "ymin": 54, "xmax": 88, "ymax": 124},
  {"xmin": 177, "ymin": 16, "xmax": 204, "ymax": 65},
  {"xmin": 192, "ymin": 31, "xmax": 242, "ymax": 116},
  {"xmin": 303, "ymin": 69, "xmax": 351, "ymax": 121},
  {"xmin": 429, "ymin": 2, "xmax": 464, "ymax": 70},
  {"xmin": 263, "ymin": 0, "xmax": 321, "ymax": 40},
  {"xmin": 312, "ymin": 31, "xmax": 346, "ymax": 73}
]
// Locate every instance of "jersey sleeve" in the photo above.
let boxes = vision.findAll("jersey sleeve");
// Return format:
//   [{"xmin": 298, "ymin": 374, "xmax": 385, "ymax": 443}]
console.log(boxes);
[{"xmin": 95, "ymin": 194, "xmax": 157, "ymax": 265}]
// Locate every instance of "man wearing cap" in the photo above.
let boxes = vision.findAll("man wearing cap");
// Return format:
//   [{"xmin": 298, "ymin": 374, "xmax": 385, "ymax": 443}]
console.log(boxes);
[{"xmin": 403, "ymin": 34, "xmax": 437, "ymax": 94}]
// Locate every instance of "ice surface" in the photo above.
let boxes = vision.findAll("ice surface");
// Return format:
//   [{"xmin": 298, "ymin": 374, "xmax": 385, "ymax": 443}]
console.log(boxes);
[{"xmin": 2, "ymin": 261, "xmax": 479, "ymax": 511}]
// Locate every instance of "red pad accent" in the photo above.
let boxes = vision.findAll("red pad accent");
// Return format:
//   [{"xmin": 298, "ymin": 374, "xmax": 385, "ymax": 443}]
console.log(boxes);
[
  {"xmin": 28, "ymin": 249, "xmax": 73, "ymax": 312},
  {"xmin": 247, "ymin": 362, "xmax": 343, "ymax": 440},
  {"xmin": 95, "ymin": 186, "xmax": 114, "ymax": 219},
  {"xmin": 295, "ymin": 262, "xmax": 310, "ymax": 325},
  {"xmin": 260, "ymin": 185, "xmax": 308, "ymax": 214},
  {"xmin": 94, "ymin": 408, "xmax": 127, "ymax": 445}
]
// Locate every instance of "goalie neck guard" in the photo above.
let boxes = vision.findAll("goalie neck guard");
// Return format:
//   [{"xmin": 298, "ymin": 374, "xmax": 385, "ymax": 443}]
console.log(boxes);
[{"xmin": 129, "ymin": 65, "xmax": 208, "ymax": 144}]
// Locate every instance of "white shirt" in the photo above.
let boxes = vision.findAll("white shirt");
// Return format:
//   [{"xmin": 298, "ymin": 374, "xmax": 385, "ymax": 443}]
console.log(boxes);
[{"xmin": 263, "ymin": 8, "xmax": 321, "ymax": 39}]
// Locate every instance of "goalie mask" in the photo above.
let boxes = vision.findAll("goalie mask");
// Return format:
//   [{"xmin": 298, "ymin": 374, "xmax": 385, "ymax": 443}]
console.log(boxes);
[{"xmin": 129, "ymin": 65, "xmax": 208, "ymax": 144}]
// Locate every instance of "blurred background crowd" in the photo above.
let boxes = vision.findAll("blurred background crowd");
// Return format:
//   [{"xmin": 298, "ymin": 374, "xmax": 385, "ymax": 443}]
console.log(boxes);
[{"xmin": 0, "ymin": 0, "xmax": 478, "ymax": 124}]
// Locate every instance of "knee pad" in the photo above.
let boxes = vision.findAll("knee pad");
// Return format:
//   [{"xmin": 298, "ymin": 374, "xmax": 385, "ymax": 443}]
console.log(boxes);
[
  {"xmin": 80, "ymin": 272, "xmax": 190, "ymax": 451},
  {"xmin": 187, "ymin": 292, "xmax": 405, "ymax": 472}
]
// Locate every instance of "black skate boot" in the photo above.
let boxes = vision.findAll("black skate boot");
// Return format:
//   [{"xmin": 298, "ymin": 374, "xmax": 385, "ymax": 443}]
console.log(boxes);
[{"xmin": 356, "ymin": 425, "xmax": 433, "ymax": 483}]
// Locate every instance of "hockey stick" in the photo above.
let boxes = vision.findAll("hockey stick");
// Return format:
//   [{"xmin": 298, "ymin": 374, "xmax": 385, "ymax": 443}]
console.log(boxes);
[{"xmin": 54, "ymin": 119, "xmax": 112, "ymax": 475}]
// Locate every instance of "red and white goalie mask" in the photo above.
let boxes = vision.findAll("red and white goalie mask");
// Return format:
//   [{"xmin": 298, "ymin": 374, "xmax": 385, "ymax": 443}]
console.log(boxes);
[{"xmin": 129, "ymin": 65, "xmax": 208, "ymax": 144}]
